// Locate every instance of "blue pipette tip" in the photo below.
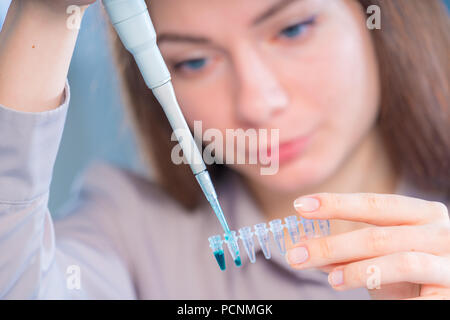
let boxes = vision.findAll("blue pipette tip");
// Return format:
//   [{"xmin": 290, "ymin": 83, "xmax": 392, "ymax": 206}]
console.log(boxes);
[{"xmin": 213, "ymin": 250, "xmax": 226, "ymax": 271}]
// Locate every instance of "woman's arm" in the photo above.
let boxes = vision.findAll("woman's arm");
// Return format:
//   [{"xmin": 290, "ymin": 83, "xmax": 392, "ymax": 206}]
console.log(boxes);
[
  {"xmin": 0, "ymin": 1, "xmax": 136, "ymax": 299},
  {"xmin": 0, "ymin": 0, "xmax": 92, "ymax": 112}
]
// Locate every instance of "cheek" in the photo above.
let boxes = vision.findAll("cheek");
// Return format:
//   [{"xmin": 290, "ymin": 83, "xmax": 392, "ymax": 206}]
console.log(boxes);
[
  {"xmin": 298, "ymin": 6, "xmax": 378, "ymax": 141},
  {"xmin": 281, "ymin": 16, "xmax": 379, "ymax": 135},
  {"xmin": 256, "ymin": 4, "xmax": 380, "ymax": 190},
  {"xmin": 173, "ymin": 77, "xmax": 234, "ymax": 133},
  {"xmin": 323, "ymin": 2, "xmax": 380, "ymax": 131},
  {"xmin": 172, "ymin": 77, "xmax": 239, "ymax": 163}
]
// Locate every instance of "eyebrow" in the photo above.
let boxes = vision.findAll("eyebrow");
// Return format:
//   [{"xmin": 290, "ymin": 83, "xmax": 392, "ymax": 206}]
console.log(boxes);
[
  {"xmin": 157, "ymin": 33, "xmax": 211, "ymax": 45},
  {"xmin": 157, "ymin": 0, "xmax": 302, "ymax": 45},
  {"xmin": 252, "ymin": 0, "xmax": 303, "ymax": 26}
]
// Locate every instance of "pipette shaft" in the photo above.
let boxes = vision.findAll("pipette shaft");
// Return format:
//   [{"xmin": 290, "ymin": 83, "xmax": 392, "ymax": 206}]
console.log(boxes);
[{"xmin": 103, "ymin": 0, "xmax": 232, "ymax": 235}]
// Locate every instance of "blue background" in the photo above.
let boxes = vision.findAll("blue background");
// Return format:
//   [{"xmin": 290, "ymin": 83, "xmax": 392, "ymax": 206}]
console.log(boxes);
[{"xmin": 0, "ymin": 1, "xmax": 449, "ymax": 216}]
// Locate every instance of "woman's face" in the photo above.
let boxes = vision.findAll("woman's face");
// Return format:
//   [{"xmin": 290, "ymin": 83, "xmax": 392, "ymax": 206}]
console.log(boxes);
[{"xmin": 150, "ymin": 0, "xmax": 380, "ymax": 193}]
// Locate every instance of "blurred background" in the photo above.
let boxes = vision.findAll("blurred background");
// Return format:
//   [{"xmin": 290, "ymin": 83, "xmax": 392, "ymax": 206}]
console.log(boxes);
[{"xmin": 0, "ymin": 0, "xmax": 449, "ymax": 217}]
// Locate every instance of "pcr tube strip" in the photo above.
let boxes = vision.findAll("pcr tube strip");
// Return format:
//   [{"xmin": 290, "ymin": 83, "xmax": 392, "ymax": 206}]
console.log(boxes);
[{"xmin": 208, "ymin": 216, "xmax": 331, "ymax": 271}]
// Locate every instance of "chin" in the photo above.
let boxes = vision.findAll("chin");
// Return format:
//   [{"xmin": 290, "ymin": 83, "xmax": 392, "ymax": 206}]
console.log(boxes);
[{"xmin": 243, "ymin": 156, "xmax": 333, "ymax": 194}]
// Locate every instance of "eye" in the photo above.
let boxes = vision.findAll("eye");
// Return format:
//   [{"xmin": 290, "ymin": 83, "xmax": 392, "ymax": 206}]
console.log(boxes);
[
  {"xmin": 278, "ymin": 16, "xmax": 316, "ymax": 39},
  {"xmin": 174, "ymin": 58, "xmax": 207, "ymax": 72}
]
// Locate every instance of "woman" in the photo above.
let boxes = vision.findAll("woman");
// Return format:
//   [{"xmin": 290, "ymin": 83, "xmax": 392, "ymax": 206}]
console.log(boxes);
[{"xmin": 0, "ymin": 0, "xmax": 448, "ymax": 299}]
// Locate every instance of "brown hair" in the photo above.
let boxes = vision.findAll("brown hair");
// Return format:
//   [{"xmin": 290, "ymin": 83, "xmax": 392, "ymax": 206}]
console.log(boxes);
[{"xmin": 110, "ymin": 0, "xmax": 450, "ymax": 209}]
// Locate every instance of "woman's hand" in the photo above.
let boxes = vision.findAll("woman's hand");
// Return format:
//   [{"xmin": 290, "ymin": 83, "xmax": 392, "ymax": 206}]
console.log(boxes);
[
  {"xmin": 43, "ymin": 0, "xmax": 97, "ymax": 7},
  {"xmin": 0, "ymin": 0, "xmax": 96, "ymax": 112},
  {"xmin": 286, "ymin": 193, "xmax": 450, "ymax": 300},
  {"xmin": 20, "ymin": 0, "xmax": 97, "ymax": 14}
]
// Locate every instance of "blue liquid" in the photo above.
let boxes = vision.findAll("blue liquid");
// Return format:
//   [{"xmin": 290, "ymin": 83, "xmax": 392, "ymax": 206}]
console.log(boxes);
[
  {"xmin": 213, "ymin": 250, "xmax": 226, "ymax": 271},
  {"xmin": 234, "ymin": 256, "xmax": 242, "ymax": 267}
]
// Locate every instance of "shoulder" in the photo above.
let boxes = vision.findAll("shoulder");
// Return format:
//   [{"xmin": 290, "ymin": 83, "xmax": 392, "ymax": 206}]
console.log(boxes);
[
  {"xmin": 62, "ymin": 161, "xmax": 187, "ymax": 221},
  {"xmin": 395, "ymin": 174, "xmax": 449, "ymax": 208},
  {"xmin": 59, "ymin": 162, "xmax": 245, "ymax": 240}
]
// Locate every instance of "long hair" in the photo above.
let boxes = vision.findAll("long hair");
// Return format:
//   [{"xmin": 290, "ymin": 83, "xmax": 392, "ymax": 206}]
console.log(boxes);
[
  {"xmin": 360, "ymin": 0, "xmax": 449, "ymax": 193},
  {"xmin": 110, "ymin": 0, "xmax": 450, "ymax": 209}
]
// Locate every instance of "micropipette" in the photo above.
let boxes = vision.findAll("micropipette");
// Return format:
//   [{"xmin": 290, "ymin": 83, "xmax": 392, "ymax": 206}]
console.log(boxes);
[{"xmin": 102, "ymin": 0, "xmax": 240, "ymax": 263}]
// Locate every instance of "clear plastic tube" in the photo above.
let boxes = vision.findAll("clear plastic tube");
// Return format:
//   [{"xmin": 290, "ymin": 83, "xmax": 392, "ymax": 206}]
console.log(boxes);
[
  {"xmin": 301, "ymin": 217, "xmax": 315, "ymax": 239},
  {"xmin": 208, "ymin": 235, "xmax": 226, "ymax": 271},
  {"xmin": 318, "ymin": 219, "xmax": 331, "ymax": 237},
  {"xmin": 269, "ymin": 219, "xmax": 287, "ymax": 255},
  {"xmin": 224, "ymin": 231, "xmax": 242, "ymax": 267},
  {"xmin": 254, "ymin": 223, "xmax": 271, "ymax": 259},
  {"xmin": 284, "ymin": 215, "xmax": 301, "ymax": 244},
  {"xmin": 239, "ymin": 227, "xmax": 256, "ymax": 263}
]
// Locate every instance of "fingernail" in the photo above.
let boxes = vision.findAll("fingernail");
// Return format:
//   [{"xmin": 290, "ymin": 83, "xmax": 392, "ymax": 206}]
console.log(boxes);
[
  {"xmin": 294, "ymin": 197, "xmax": 320, "ymax": 212},
  {"xmin": 287, "ymin": 246, "xmax": 309, "ymax": 264},
  {"xmin": 329, "ymin": 269, "xmax": 344, "ymax": 286}
]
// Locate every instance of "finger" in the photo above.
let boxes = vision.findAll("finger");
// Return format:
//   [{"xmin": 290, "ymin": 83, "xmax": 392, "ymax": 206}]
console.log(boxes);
[
  {"xmin": 404, "ymin": 295, "xmax": 449, "ymax": 300},
  {"xmin": 326, "ymin": 252, "xmax": 450, "ymax": 291},
  {"xmin": 286, "ymin": 224, "xmax": 450, "ymax": 269},
  {"xmin": 63, "ymin": 0, "xmax": 97, "ymax": 5},
  {"xmin": 317, "ymin": 263, "xmax": 343, "ymax": 273},
  {"xmin": 420, "ymin": 285, "xmax": 450, "ymax": 297},
  {"xmin": 293, "ymin": 193, "xmax": 449, "ymax": 226}
]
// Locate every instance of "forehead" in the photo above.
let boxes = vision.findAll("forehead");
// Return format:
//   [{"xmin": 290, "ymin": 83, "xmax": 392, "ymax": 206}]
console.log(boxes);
[{"xmin": 148, "ymin": 0, "xmax": 289, "ymax": 33}]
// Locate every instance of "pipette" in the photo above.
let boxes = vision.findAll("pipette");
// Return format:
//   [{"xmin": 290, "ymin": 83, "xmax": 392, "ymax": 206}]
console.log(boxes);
[{"xmin": 102, "ymin": 0, "xmax": 240, "ymax": 262}]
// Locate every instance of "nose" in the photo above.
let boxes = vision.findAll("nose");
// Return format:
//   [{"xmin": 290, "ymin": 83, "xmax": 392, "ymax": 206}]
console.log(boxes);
[{"xmin": 232, "ymin": 47, "xmax": 289, "ymax": 126}]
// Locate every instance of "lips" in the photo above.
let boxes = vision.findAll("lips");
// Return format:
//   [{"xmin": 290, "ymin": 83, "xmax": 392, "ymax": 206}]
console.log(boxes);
[
  {"xmin": 241, "ymin": 131, "xmax": 312, "ymax": 166},
  {"xmin": 268, "ymin": 134, "xmax": 311, "ymax": 165}
]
